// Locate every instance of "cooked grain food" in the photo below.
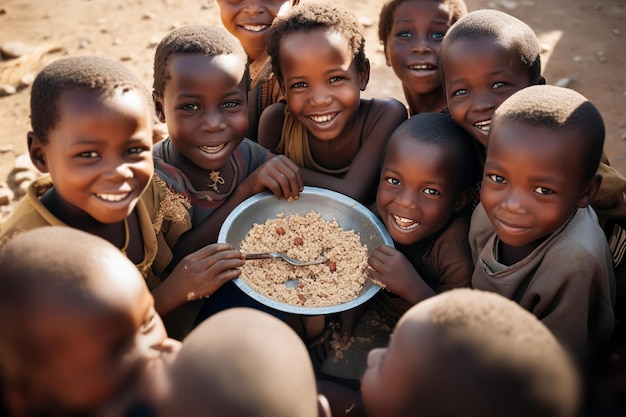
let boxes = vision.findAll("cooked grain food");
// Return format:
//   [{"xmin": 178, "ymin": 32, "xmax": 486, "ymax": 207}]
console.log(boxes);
[{"xmin": 239, "ymin": 211, "xmax": 369, "ymax": 307}]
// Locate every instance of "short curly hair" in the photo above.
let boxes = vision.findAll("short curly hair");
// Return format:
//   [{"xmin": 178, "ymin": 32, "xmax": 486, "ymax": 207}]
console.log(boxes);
[
  {"xmin": 387, "ymin": 112, "xmax": 479, "ymax": 192},
  {"xmin": 30, "ymin": 56, "xmax": 149, "ymax": 142},
  {"xmin": 408, "ymin": 289, "xmax": 580, "ymax": 417},
  {"xmin": 152, "ymin": 25, "xmax": 248, "ymax": 98},
  {"xmin": 266, "ymin": 2, "xmax": 367, "ymax": 83},
  {"xmin": 378, "ymin": 0, "xmax": 468, "ymax": 48},
  {"xmin": 440, "ymin": 9, "xmax": 542, "ymax": 85},
  {"xmin": 493, "ymin": 85, "xmax": 604, "ymax": 183}
]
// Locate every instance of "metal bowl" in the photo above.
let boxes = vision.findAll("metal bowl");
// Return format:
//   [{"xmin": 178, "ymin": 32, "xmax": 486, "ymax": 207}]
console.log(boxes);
[{"xmin": 218, "ymin": 186, "xmax": 393, "ymax": 315}]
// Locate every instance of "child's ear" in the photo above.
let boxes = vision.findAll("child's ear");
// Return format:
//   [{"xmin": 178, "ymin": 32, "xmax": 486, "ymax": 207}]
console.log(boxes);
[
  {"xmin": 577, "ymin": 173, "xmax": 602, "ymax": 208},
  {"xmin": 317, "ymin": 394, "xmax": 332, "ymax": 417},
  {"xmin": 152, "ymin": 92, "xmax": 166, "ymax": 123},
  {"xmin": 27, "ymin": 131, "xmax": 48, "ymax": 173},
  {"xmin": 453, "ymin": 188, "xmax": 472, "ymax": 213},
  {"xmin": 384, "ymin": 45, "xmax": 391, "ymax": 67},
  {"xmin": 359, "ymin": 59, "xmax": 370, "ymax": 91}
]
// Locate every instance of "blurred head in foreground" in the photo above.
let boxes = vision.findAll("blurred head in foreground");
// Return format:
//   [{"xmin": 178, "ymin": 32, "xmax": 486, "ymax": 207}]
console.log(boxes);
[
  {"xmin": 362, "ymin": 288, "xmax": 580, "ymax": 417},
  {"xmin": 0, "ymin": 226, "xmax": 178, "ymax": 416},
  {"xmin": 160, "ymin": 307, "xmax": 329, "ymax": 417}
]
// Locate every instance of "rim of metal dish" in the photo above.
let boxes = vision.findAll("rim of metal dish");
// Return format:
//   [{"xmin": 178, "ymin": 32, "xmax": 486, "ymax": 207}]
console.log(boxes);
[{"xmin": 218, "ymin": 186, "xmax": 393, "ymax": 315}]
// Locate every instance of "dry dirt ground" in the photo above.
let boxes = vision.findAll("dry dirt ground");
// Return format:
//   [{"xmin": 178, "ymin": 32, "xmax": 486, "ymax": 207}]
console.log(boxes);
[{"xmin": 0, "ymin": 0, "xmax": 624, "ymax": 213}]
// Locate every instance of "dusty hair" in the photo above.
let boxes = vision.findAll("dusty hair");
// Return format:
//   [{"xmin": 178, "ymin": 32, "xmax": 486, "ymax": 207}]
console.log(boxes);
[
  {"xmin": 152, "ymin": 24, "xmax": 248, "ymax": 98},
  {"xmin": 492, "ymin": 85, "xmax": 604, "ymax": 182},
  {"xmin": 267, "ymin": 2, "xmax": 367, "ymax": 82},
  {"xmin": 440, "ymin": 9, "xmax": 542, "ymax": 85},
  {"xmin": 30, "ymin": 56, "xmax": 149, "ymax": 142}
]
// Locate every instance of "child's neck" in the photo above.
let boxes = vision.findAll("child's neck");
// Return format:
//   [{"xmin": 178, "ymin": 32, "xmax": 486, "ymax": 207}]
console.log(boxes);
[
  {"xmin": 308, "ymin": 99, "xmax": 364, "ymax": 169},
  {"xmin": 168, "ymin": 142, "xmax": 234, "ymax": 193},
  {"xmin": 497, "ymin": 238, "xmax": 546, "ymax": 266},
  {"xmin": 404, "ymin": 86, "xmax": 447, "ymax": 116},
  {"xmin": 41, "ymin": 189, "xmax": 130, "ymax": 252}
]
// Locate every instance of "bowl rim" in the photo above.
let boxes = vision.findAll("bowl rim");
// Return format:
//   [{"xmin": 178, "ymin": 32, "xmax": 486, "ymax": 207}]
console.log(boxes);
[{"xmin": 217, "ymin": 186, "xmax": 393, "ymax": 315}]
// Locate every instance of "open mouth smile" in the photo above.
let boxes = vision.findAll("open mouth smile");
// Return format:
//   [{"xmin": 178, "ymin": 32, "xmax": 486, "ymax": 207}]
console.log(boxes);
[
  {"xmin": 308, "ymin": 113, "xmax": 337, "ymax": 125},
  {"xmin": 200, "ymin": 144, "xmax": 225, "ymax": 154},
  {"xmin": 392, "ymin": 214, "xmax": 420, "ymax": 230},
  {"xmin": 95, "ymin": 192, "xmax": 130, "ymax": 202},
  {"xmin": 408, "ymin": 64, "xmax": 437, "ymax": 72},
  {"xmin": 474, "ymin": 119, "xmax": 491, "ymax": 133},
  {"xmin": 240, "ymin": 24, "xmax": 269, "ymax": 33}
]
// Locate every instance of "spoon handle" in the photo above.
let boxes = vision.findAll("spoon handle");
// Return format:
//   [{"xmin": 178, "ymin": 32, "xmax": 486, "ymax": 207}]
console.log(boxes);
[{"xmin": 244, "ymin": 252, "xmax": 279, "ymax": 260}]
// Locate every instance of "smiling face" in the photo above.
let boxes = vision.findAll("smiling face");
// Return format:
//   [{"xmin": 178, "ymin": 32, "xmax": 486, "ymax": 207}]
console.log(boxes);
[
  {"xmin": 481, "ymin": 120, "xmax": 589, "ymax": 252},
  {"xmin": 32, "ymin": 88, "xmax": 153, "ymax": 224},
  {"xmin": 216, "ymin": 0, "xmax": 294, "ymax": 61},
  {"xmin": 278, "ymin": 28, "xmax": 368, "ymax": 142},
  {"xmin": 385, "ymin": 1, "xmax": 451, "ymax": 100},
  {"xmin": 157, "ymin": 53, "xmax": 248, "ymax": 171},
  {"xmin": 376, "ymin": 135, "xmax": 461, "ymax": 245},
  {"xmin": 19, "ymin": 255, "xmax": 170, "ymax": 412},
  {"xmin": 443, "ymin": 38, "xmax": 532, "ymax": 147}
]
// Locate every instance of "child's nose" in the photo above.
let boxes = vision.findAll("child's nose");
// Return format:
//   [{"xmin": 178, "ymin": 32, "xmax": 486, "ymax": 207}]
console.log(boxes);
[
  {"xmin": 471, "ymin": 92, "xmax": 496, "ymax": 113},
  {"xmin": 202, "ymin": 110, "xmax": 226, "ymax": 132},
  {"xmin": 502, "ymin": 188, "xmax": 527, "ymax": 213},
  {"xmin": 411, "ymin": 35, "xmax": 432, "ymax": 54},
  {"xmin": 309, "ymin": 86, "xmax": 332, "ymax": 107},
  {"xmin": 243, "ymin": 0, "xmax": 264, "ymax": 14},
  {"xmin": 104, "ymin": 161, "xmax": 133, "ymax": 180},
  {"xmin": 397, "ymin": 189, "xmax": 419, "ymax": 208}
]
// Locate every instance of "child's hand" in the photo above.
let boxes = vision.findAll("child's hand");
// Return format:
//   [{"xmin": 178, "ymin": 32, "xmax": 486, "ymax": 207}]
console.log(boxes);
[
  {"xmin": 367, "ymin": 245, "xmax": 433, "ymax": 304},
  {"xmin": 243, "ymin": 155, "xmax": 303, "ymax": 200},
  {"xmin": 154, "ymin": 244, "xmax": 244, "ymax": 315}
]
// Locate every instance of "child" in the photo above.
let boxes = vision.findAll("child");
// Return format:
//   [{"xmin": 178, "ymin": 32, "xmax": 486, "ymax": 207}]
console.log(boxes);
[
  {"xmin": 470, "ymin": 85, "xmax": 615, "ymax": 362},
  {"xmin": 215, "ymin": 0, "xmax": 299, "ymax": 141},
  {"xmin": 0, "ymin": 56, "xmax": 247, "ymax": 341},
  {"xmin": 440, "ymin": 9, "xmax": 545, "ymax": 149},
  {"xmin": 151, "ymin": 25, "xmax": 304, "ymax": 334},
  {"xmin": 0, "ymin": 56, "xmax": 156, "ymax": 263},
  {"xmin": 439, "ymin": 9, "xmax": 626, "ymax": 306},
  {"xmin": 313, "ymin": 113, "xmax": 478, "ymax": 416},
  {"xmin": 258, "ymin": 2, "xmax": 408, "ymax": 203},
  {"xmin": 377, "ymin": 0, "xmax": 467, "ymax": 115},
  {"xmin": 361, "ymin": 288, "xmax": 580, "ymax": 417},
  {"xmin": 0, "ymin": 227, "xmax": 181, "ymax": 416},
  {"xmin": 159, "ymin": 308, "xmax": 330, "ymax": 417}
]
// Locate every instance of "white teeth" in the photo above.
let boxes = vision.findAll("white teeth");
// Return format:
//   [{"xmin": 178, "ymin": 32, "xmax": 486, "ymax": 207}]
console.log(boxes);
[
  {"xmin": 97, "ymin": 193, "xmax": 129, "ymax": 202},
  {"xmin": 200, "ymin": 144, "xmax": 225, "ymax": 154},
  {"xmin": 474, "ymin": 120, "xmax": 491, "ymax": 131},
  {"xmin": 393, "ymin": 215, "xmax": 420, "ymax": 230},
  {"xmin": 310, "ymin": 114, "xmax": 334, "ymax": 123},
  {"xmin": 243, "ymin": 25, "xmax": 267, "ymax": 32},
  {"xmin": 409, "ymin": 64, "xmax": 434, "ymax": 71}
]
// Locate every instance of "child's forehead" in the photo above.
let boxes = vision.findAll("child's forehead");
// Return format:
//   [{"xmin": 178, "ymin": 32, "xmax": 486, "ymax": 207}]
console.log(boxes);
[
  {"xmin": 165, "ymin": 53, "xmax": 247, "ymax": 87},
  {"xmin": 58, "ymin": 87, "xmax": 151, "ymax": 118}
]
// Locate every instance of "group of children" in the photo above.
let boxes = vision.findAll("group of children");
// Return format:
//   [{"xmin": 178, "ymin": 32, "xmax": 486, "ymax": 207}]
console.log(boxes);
[{"xmin": 0, "ymin": 0, "xmax": 624, "ymax": 416}]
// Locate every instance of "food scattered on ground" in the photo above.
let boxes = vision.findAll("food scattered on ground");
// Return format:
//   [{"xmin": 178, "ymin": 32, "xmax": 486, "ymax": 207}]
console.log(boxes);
[{"xmin": 239, "ymin": 211, "xmax": 368, "ymax": 307}]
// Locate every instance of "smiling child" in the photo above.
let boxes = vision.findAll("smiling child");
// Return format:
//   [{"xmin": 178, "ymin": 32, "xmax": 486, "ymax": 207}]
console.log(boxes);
[
  {"xmin": 0, "ymin": 227, "xmax": 180, "ymax": 417},
  {"xmin": 258, "ymin": 2, "xmax": 407, "ymax": 203},
  {"xmin": 470, "ymin": 85, "xmax": 615, "ymax": 362},
  {"xmin": 215, "ymin": 0, "xmax": 299, "ymax": 141},
  {"xmin": 378, "ymin": 0, "xmax": 467, "ymax": 115},
  {"xmin": 0, "ymin": 56, "xmax": 162, "ymax": 271},
  {"xmin": 314, "ymin": 113, "xmax": 478, "ymax": 416},
  {"xmin": 151, "ymin": 25, "xmax": 304, "ymax": 335}
]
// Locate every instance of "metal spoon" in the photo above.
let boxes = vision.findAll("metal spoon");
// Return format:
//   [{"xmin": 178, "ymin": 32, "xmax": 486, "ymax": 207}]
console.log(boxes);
[{"xmin": 244, "ymin": 252, "xmax": 327, "ymax": 266}]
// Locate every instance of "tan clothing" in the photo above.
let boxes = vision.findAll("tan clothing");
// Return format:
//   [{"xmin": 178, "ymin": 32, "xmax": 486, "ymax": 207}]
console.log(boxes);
[
  {"xmin": 470, "ymin": 203, "xmax": 616, "ymax": 361},
  {"xmin": 0, "ymin": 175, "xmax": 191, "ymax": 293}
]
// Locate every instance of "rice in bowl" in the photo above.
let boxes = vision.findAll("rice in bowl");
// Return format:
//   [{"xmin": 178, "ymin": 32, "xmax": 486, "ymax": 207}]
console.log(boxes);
[{"xmin": 239, "ymin": 211, "xmax": 369, "ymax": 307}]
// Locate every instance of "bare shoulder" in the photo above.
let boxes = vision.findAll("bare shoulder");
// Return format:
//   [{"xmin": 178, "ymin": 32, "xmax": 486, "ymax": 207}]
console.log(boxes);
[
  {"xmin": 361, "ymin": 98, "xmax": 408, "ymax": 143},
  {"xmin": 258, "ymin": 102, "xmax": 287, "ymax": 151}
]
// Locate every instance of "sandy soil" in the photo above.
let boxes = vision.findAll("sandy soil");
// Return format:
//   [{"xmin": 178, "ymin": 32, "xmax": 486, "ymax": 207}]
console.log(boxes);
[{"xmin": 0, "ymin": 0, "xmax": 624, "ymax": 194}]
